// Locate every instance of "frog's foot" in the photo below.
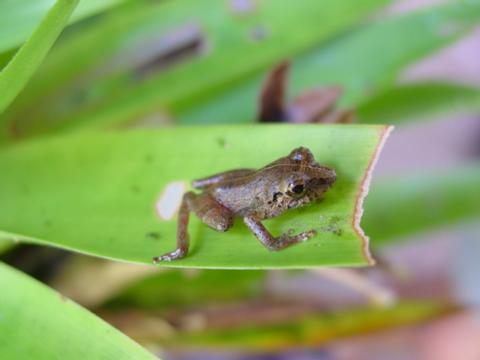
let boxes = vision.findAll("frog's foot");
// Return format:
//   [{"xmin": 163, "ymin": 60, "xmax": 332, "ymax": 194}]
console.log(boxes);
[
  {"xmin": 153, "ymin": 248, "xmax": 187, "ymax": 263},
  {"xmin": 243, "ymin": 216, "xmax": 316, "ymax": 253},
  {"xmin": 273, "ymin": 229, "xmax": 316, "ymax": 250}
]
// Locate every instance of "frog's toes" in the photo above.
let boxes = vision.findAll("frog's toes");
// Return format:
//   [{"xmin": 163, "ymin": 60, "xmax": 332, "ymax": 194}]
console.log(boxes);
[
  {"xmin": 215, "ymin": 221, "xmax": 230, "ymax": 232},
  {"xmin": 153, "ymin": 248, "xmax": 186, "ymax": 263},
  {"xmin": 153, "ymin": 255, "xmax": 172, "ymax": 263}
]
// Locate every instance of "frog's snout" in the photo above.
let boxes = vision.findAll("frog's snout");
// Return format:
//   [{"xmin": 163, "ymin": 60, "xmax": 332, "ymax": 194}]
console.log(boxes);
[
  {"xmin": 324, "ymin": 168, "xmax": 336, "ymax": 186},
  {"xmin": 315, "ymin": 166, "xmax": 336, "ymax": 187}
]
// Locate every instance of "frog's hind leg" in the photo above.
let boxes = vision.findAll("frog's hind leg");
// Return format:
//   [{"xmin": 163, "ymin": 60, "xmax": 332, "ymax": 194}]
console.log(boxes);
[
  {"xmin": 187, "ymin": 192, "xmax": 234, "ymax": 232},
  {"xmin": 153, "ymin": 192, "xmax": 233, "ymax": 263},
  {"xmin": 153, "ymin": 192, "xmax": 192, "ymax": 262}
]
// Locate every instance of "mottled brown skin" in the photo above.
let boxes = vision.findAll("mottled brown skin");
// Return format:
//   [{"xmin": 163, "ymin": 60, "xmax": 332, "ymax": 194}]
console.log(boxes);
[{"xmin": 153, "ymin": 147, "xmax": 336, "ymax": 262}]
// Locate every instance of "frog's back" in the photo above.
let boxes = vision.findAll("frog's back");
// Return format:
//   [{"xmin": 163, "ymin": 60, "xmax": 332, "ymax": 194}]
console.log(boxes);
[{"xmin": 208, "ymin": 174, "xmax": 272, "ymax": 217}]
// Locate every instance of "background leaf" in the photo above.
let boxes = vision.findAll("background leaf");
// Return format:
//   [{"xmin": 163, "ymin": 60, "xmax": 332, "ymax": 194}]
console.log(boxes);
[
  {"xmin": 0, "ymin": 262, "xmax": 156, "ymax": 359},
  {"xmin": 106, "ymin": 269, "xmax": 266, "ymax": 310},
  {"xmin": 178, "ymin": 1, "xmax": 480, "ymax": 125},
  {"xmin": 357, "ymin": 83, "xmax": 480, "ymax": 124},
  {"xmin": 0, "ymin": 125, "xmax": 390, "ymax": 268},
  {"xmin": 109, "ymin": 301, "xmax": 449, "ymax": 351},
  {"xmin": 364, "ymin": 164, "xmax": 480, "ymax": 245},
  {"xmin": 0, "ymin": 0, "xmax": 79, "ymax": 113},
  {"xmin": 0, "ymin": 0, "xmax": 388, "ymax": 139},
  {"xmin": 0, "ymin": 0, "xmax": 128, "ymax": 54}
]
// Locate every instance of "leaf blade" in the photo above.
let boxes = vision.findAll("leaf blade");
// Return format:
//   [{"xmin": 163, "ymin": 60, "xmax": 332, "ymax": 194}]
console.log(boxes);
[
  {"xmin": 0, "ymin": 262, "xmax": 157, "ymax": 359},
  {"xmin": 364, "ymin": 164, "xmax": 480, "ymax": 245},
  {"xmin": 0, "ymin": 0, "xmax": 79, "ymax": 113},
  {"xmin": 0, "ymin": 125, "xmax": 391, "ymax": 268},
  {"xmin": 0, "ymin": 0, "xmax": 128, "ymax": 54},
  {"xmin": 357, "ymin": 83, "xmax": 480, "ymax": 124},
  {"xmin": 0, "ymin": 0, "xmax": 388, "ymax": 138},
  {"xmin": 179, "ymin": 2, "xmax": 480, "ymax": 125}
]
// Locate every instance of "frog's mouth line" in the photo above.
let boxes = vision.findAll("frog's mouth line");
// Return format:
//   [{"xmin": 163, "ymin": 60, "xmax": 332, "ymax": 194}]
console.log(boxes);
[{"xmin": 353, "ymin": 125, "xmax": 394, "ymax": 266}]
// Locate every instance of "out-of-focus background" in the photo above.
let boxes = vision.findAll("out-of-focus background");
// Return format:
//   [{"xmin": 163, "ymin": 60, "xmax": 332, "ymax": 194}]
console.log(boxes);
[{"xmin": 0, "ymin": 0, "xmax": 479, "ymax": 359}]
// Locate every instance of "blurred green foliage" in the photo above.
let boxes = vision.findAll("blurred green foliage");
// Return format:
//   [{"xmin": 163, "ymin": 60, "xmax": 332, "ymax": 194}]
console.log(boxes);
[
  {"xmin": 364, "ymin": 165, "xmax": 480, "ymax": 245},
  {"xmin": 1, "ymin": 0, "xmax": 389, "ymax": 139},
  {"xmin": 358, "ymin": 83, "xmax": 480, "ymax": 124},
  {"xmin": 0, "ymin": 0, "xmax": 79, "ymax": 112},
  {"xmin": 106, "ymin": 269, "xmax": 266, "ymax": 310},
  {"xmin": 0, "ymin": 262, "xmax": 156, "ymax": 359},
  {"xmin": 0, "ymin": 0, "xmax": 128, "ymax": 53},
  {"xmin": 137, "ymin": 301, "xmax": 450, "ymax": 350},
  {"xmin": 1, "ymin": 0, "xmax": 479, "ymax": 356}
]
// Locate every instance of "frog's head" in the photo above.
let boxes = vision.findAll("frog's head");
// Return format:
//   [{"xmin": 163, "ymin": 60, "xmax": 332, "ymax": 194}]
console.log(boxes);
[{"xmin": 273, "ymin": 147, "xmax": 336, "ymax": 211}]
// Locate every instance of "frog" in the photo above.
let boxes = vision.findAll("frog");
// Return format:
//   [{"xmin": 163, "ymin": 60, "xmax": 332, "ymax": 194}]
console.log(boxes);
[{"xmin": 153, "ymin": 147, "xmax": 336, "ymax": 262}]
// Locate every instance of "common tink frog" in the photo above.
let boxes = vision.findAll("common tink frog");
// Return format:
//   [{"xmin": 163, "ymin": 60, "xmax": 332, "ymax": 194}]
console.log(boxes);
[{"xmin": 153, "ymin": 147, "xmax": 336, "ymax": 262}]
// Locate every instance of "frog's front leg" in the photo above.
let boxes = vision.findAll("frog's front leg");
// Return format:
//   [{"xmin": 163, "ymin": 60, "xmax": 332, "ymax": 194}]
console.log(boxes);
[
  {"xmin": 243, "ymin": 216, "xmax": 316, "ymax": 251},
  {"xmin": 153, "ymin": 192, "xmax": 234, "ymax": 262}
]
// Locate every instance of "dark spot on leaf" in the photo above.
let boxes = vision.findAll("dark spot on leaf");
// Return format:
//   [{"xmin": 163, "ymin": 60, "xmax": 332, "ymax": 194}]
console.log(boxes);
[
  {"xmin": 131, "ymin": 185, "xmax": 141, "ymax": 194},
  {"xmin": 320, "ymin": 216, "xmax": 343, "ymax": 236},
  {"xmin": 329, "ymin": 216, "xmax": 341, "ymax": 225},
  {"xmin": 249, "ymin": 25, "xmax": 270, "ymax": 42},
  {"xmin": 146, "ymin": 232, "xmax": 161, "ymax": 240},
  {"xmin": 216, "ymin": 137, "xmax": 227, "ymax": 148},
  {"xmin": 44, "ymin": 220, "xmax": 52, "ymax": 228},
  {"xmin": 145, "ymin": 154, "xmax": 154, "ymax": 163}
]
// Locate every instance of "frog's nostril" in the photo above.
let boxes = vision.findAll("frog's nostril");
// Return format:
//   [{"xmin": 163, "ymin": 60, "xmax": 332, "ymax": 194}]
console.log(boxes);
[
  {"xmin": 328, "ymin": 171, "xmax": 336, "ymax": 185},
  {"xmin": 317, "ymin": 170, "xmax": 336, "ymax": 186}
]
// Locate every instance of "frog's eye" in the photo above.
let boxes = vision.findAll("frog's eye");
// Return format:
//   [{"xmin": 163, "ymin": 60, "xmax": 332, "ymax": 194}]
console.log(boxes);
[
  {"xmin": 289, "ymin": 147, "xmax": 314, "ymax": 163},
  {"xmin": 287, "ymin": 181, "xmax": 306, "ymax": 197}
]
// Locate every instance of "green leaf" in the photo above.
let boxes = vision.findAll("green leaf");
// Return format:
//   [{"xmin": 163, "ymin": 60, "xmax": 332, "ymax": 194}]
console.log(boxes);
[
  {"xmin": 114, "ymin": 301, "xmax": 449, "ymax": 350},
  {"xmin": 0, "ymin": 0, "xmax": 79, "ymax": 113},
  {"xmin": 0, "ymin": 0, "xmax": 388, "ymax": 139},
  {"xmin": 364, "ymin": 164, "xmax": 480, "ymax": 245},
  {"xmin": 178, "ymin": 1, "xmax": 480, "ymax": 125},
  {"xmin": 106, "ymin": 269, "xmax": 266, "ymax": 310},
  {"xmin": 357, "ymin": 83, "xmax": 480, "ymax": 124},
  {"xmin": 0, "ymin": 262, "xmax": 156, "ymax": 359},
  {"xmin": 0, "ymin": 239, "xmax": 13, "ymax": 254},
  {"xmin": 179, "ymin": 302, "xmax": 449, "ymax": 350},
  {"xmin": 0, "ymin": 0, "xmax": 128, "ymax": 54},
  {"xmin": 0, "ymin": 125, "xmax": 391, "ymax": 268}
]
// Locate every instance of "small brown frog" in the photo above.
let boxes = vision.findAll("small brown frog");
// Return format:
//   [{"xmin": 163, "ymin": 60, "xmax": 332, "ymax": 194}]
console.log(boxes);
[{"xmin": 153, "ymin": 147, "xmax": 336, "ymax": 262}]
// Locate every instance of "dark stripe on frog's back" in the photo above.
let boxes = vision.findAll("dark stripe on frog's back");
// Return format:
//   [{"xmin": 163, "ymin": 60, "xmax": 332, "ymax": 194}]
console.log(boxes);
[{"xmin": 192, "ymin": 169, "xmax": 256, "ymax": 189}]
